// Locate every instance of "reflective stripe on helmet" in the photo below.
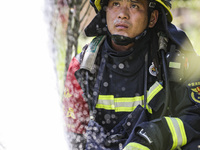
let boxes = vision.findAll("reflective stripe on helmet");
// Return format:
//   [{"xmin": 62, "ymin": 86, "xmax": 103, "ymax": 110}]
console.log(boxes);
[
  {"xmin": 156, "ymin": 0, "xmax": 173, "ymax": 22},
  {"xmin": 165, "ymin": 117, "xmax": 187, "ymax": 150}
]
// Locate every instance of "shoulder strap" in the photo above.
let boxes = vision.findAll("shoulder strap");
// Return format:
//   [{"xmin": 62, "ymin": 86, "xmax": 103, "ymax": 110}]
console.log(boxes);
[{"xmin": 80, "ymin": 36, "xmax": 106, "ymax": 72}]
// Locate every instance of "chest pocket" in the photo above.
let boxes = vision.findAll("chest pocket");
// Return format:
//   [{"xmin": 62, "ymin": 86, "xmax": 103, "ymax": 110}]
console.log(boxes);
[{"xmin": 96, "ymin": 81, "xmax": 163, "ymax": 114}]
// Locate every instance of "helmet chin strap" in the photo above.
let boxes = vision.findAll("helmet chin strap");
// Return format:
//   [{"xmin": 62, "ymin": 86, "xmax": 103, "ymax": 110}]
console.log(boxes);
[
  {"xmin": 107, "ymin": 29, "xmax": 148, "ymax": 46},
  {"xmin": 106, "ymin": 3, "xmax": 154, "ymax": 46}
]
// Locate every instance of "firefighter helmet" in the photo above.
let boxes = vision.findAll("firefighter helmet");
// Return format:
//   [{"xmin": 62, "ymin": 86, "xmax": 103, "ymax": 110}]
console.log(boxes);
[{"xmin": 90, "ymin": 0, "xmax": 173, "ymax": 22}]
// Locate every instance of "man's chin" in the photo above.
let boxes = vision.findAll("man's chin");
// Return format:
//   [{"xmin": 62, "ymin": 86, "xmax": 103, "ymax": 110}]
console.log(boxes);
[{"xmin": 112, "ymin": 31, "xmax": 129, "ymax": 37}]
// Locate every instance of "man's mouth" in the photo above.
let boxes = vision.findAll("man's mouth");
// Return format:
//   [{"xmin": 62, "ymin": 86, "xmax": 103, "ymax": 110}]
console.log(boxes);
[{"xmin": 115, "ymin": 23, "xmax": 129, "ymax": 29}]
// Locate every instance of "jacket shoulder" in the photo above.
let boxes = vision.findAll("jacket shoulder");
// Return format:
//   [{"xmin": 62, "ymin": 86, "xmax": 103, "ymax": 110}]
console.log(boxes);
[{"xmin": 79, "ymin": 36, "xmax": 106, "ymax": 72}]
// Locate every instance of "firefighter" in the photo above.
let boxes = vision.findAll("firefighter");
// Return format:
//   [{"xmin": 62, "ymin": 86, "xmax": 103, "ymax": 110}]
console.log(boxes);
[{"xmin": 63, "ymin": 0, "xmax": 200, "ymax": 149}]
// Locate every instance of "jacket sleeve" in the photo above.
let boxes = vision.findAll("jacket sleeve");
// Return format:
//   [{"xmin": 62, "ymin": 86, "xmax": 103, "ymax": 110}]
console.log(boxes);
[
  {"xmin": 129, "ymin": 53, "xmax": 200, "ymax": 150},
  {"xmin": 62, "ymin": 55, "xmax": 90, "ymax": 149}
]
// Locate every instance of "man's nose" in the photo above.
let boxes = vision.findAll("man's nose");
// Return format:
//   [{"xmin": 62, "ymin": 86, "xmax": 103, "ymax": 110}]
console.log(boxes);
[{"xmin": 118, "ymin": 7, "xmax": 130, "ymax": 19}]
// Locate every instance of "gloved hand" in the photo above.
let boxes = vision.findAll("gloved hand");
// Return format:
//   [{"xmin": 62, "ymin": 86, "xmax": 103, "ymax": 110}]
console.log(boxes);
[
  {"xmin": 136, "ymin": 128, "xmax": 153, "ymax": 146},
  {"xmin": 123, "ymin": 127, "xmax": 154, "ymax": 150}
]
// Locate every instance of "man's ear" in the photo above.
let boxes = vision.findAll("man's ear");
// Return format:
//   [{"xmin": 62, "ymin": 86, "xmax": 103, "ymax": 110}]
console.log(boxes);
[{"xmin": 148, "ymin": 10, "xmax": 159, "ymax": 28}]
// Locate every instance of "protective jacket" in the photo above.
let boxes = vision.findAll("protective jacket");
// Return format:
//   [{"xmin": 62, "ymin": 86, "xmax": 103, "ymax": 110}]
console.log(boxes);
[{"xmin": 63, "ymin": 23, "xmax": 200, "ymax": 150}]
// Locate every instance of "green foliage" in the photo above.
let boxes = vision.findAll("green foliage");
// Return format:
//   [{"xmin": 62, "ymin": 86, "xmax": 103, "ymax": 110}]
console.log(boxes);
[
  {"xmin": 172, "ymin": 0, "xmax": 200, "ymax": 10},
  {"xmin": 171, "ymin": 0, "xmax": 200, "ymax": 55}
]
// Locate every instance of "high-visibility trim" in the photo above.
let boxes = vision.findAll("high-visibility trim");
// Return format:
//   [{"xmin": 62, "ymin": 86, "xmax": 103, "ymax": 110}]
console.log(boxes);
[
  {"xmin": 98, "ymin": 95, "xmax": 114, "ymax": 100},
  {"xmin": 155, "ymin": 0, "xmax": 173, "ymax": 22},
  {"xmin": 123, "ymin": 142, "xmax": 150, "ymax": 150},
  {"xmin": 96, "ymin": 82, "xmax": 163, "ymax": 113},
  {"xmin": 95, "ymin": 104, "xmax": 115, "ymax": 110},
  {"xmin": 115, "ymin": 96, "xmax": 144, "ymax": 111},
  {"xmin": 176, "ymin": 119, "xmax": 187, "ymax": 146},
  {"xmin": 115, "ymin": 106, "xmax": 139, "ymax": 112},
  {"xmin": 96, "ymin": 95, "xmax": 115, "ymax": 110},
  {"xmin": 146, "ymin": 105, "xmax": 152, "ymax": 114},
  {"xmin": 147, "ymin": 81, "xmax": 163, "ymax": 103},
  {"xmin": 165, "ymin": 117, "xmax": 187, "ymax": 150},
  {"xmin": 115, "ymin": 96, "xmax": 144, "ymax": 102}
]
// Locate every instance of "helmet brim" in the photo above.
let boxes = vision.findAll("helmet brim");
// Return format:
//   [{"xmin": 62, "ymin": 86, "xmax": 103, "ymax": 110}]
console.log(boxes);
[{"xmin": 156, "ymin": 0, "xmax": 173, "ymax": 22}]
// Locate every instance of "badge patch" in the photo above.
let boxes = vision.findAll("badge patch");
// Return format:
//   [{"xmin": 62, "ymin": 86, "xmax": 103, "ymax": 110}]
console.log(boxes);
[
  {"xmin": 149, "ymin": 62, "xmax": 157, "ymax": 77},
  {"xmin": 187, "ymin": 82, "xmax": 200, "ymax": 104}
]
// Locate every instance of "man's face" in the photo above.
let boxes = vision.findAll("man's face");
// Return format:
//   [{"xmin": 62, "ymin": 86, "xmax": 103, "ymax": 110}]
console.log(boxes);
[{"xmin": 106, "ymin": 0, "xmax": 149, "ymax": 38}]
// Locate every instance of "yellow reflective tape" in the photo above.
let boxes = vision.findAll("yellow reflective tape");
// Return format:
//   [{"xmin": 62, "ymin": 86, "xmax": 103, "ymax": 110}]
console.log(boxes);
[
  {"xmin": 115, "ymin": 106, "xmax": 138, "ymax": 112},
  {"xmin": 155, "ymin": 0, "xmax": 173, "ymax": 22},
  {"xmin": 146, "ymin": 105, "xmax": 152, "ymax": 114},
  {"xmin": 115, "ymin": 105, "xmax": 152, "ymax": 113},
  {"xmin": 115, "ymin": 96, "xmax": 143, "ymax": 102},
  {"xmin": 165, "ymin": 117, "xmax": 178, "ymax": 150},
  {"xmin": 97, "ymin": 95, "xmax": 115, "ymax": 110},
  {"xmin": 176, "ymin": 118, "xmax": 187, "ymax": 146},
  {"xmin": 114, "ymin": 96, "xmax": 143, "ymax": 112},
  {"xmin": 147, "ymin": 81, "xmax": 163, "ymax": 103},
  {"xmin": 172, "ymin": 119, "xmax": 182, "ymax": 146},
  {"xmin": 116, "ymin": 101, "xmax": 143, "ymax": 107},
  {"xmin": 96, "ymin": 95, "xmax": 150, "ymax": 113},
  {"xmin": 96, "ymin": 82, "xmax": 162, "ymax": 113},
  {"xmin": 97, "ymin": 100, "xmax": 114, "ymax": 106},
  {"xmin": 115, "ymin": 96, "xmax": 143, "ymax": 112},
  {"xmin": 98, "ymin": 95, "xmax": 114, "ymax": 100},
  {"xmin": 123, "ymin": 142, "xmax": 150, "ymax": 150},
  {"xmin": 165, "ymin": 117, "xmax": 187, "ymax": 149},
  {"xmin": 96, "ymin": 103, "xmax": 115, "ymax": 110}
]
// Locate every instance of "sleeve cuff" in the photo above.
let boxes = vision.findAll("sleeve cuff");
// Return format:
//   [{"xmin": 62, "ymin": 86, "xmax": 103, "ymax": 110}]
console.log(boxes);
[{"xmin": 123, "ymin": 142, "xmax": 150, "ymax": 150}]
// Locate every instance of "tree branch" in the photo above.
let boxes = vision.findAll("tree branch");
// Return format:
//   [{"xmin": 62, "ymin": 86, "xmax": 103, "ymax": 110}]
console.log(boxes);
[
  {"xmin": 81, "ymin": 0, "xmax": 88, "ymax": 10},
  {"xmin": 80, "ymin": 2, "xmax": 91, "ymax": 23},
  {"xmin": 80, "ymin": 7, "xmax": 92, "ymax": 33}
]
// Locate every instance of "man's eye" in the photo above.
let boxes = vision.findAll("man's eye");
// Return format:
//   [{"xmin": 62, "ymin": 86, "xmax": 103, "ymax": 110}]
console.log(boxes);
[
  {"xmin": 131, "ymin": 4, "xmax": 139, "ymax": 8},
  {"xmin": 113, "ymin": 2, "xmax": 120, "ymax": 7}
]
